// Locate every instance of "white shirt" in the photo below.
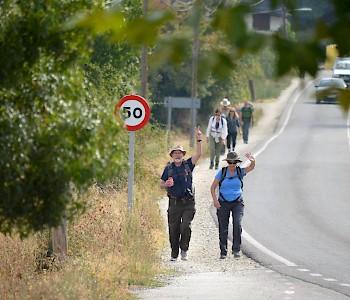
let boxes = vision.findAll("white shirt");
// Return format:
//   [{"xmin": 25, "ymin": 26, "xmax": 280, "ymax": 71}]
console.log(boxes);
[{"xmin": 206, "ymin": 116, "xmax": 228, "ymax": 142}]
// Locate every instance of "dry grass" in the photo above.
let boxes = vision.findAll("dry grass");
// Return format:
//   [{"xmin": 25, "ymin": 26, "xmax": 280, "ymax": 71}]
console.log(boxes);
[{"xmin": 0, "ymin": 125, "xmax": 170, "ymax": 299}]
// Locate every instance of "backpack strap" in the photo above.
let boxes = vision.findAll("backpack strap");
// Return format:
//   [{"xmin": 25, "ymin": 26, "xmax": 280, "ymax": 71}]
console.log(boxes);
[
  {"xmin": 183, "ymin": 160, "xmax": 192, "ymax": 178},
  {"xmin": 218, "ymin": 167, "xmax": 227, "ymax": 202},
  {"xmin": 219, "ymin": 166, "xmax": 227, "ymax": 188},
  {"xmin": 167, "ymin": 160, "xmax": 192, "ymax": 179},
  {"xmin": 236, "ymin": 166, "xmax": 243, "ymax": 190},
  {"xmin": 167, "ymin": 162, "xmax": 174, "ymax": 178}
]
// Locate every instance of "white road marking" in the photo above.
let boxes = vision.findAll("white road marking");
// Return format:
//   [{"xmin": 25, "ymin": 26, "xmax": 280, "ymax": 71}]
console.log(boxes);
[
  {"xmin": 242, "ymin": 82, "xmax": 313, "ymax": 267},
  {"xmin": 284, "ymin": 290, "xmax": 295, "ymax": 295},
  {"xmin": 339, "ymin": 283, "xmax": 350, "ymax": 287},
  {"xmin": 254, "ymin": 81, "xmax": 314, "ymax": 158},
  {"xmin": 243, "ymin": 230, "xmax": 297, "ymax": 267},
  {"xmin": 297, "ymin": 268, "xmax": 310, "ymax": 272},
  {"xmin": 323, "ymin": 278, "xmax": 337, "ymax": 282},
  {"xmin": 310, "ymin": 273, "xmax": 322, "ymax": 277}
]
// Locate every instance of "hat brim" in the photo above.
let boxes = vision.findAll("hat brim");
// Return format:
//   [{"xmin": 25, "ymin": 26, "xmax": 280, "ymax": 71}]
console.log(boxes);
[
  {"xmin": 169, "ymin": 150, "xmax": 186, "ymax": 157},
  {"xmin": 223, "ymin": 159, "xmax": 242, "ymax": 163}
]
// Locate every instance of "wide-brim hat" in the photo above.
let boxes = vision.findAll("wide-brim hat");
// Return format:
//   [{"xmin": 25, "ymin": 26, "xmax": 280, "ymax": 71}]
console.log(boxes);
[
  {"xmin": 223, "ymin": 151, "xmax": 242, "ymax": 163},
  {"xmin": 169, "ymin": 145, "xmax": 186, "ymax": 157},
  {"xmin": 220, "ymin": 98, "xmax": 231, "ymax": 106}
]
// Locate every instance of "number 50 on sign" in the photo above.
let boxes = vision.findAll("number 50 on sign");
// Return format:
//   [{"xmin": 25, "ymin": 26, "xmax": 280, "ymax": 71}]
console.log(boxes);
[{"xmin": 115, "ymin": 95, "xmax": 151, "ymax": 131}]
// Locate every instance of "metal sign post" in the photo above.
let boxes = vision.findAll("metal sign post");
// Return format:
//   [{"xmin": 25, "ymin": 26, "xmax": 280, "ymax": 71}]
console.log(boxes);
[
  {"xmin": 164, "ymin": 97, "xmax": 201, "ymax": 148},
  {"xmin": 127, "ymin": 131, "xmax": 135, "ymax": 210},
  {"xmin": 115, "ymin": 95, "xmax": 150, "ymax": 210}
]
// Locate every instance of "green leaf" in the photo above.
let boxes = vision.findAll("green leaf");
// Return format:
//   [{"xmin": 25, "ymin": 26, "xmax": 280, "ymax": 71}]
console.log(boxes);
[
  {"xmin": 212, "ymin": 4, "xmax": 250, "ymax": 47},
  {"xmin": 339, "ymin": 89, "xmax": 350, "ymax": 111}
]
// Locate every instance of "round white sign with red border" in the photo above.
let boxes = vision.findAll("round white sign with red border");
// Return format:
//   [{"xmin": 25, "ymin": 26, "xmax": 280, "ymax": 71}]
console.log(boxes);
[{"xmin": 115, "ymin": 95, "xmax": 151, "ymax": 131}]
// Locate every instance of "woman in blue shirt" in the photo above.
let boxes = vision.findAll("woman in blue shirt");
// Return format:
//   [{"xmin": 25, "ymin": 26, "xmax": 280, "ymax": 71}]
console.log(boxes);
[{"xmin": 210, "ymin": 151, "xmax": 256, "ymax": 259}]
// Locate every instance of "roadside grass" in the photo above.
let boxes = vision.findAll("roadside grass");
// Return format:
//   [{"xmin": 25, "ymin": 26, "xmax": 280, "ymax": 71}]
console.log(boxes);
[
  {"xmin": 0, "ymin": 125, "xmax": 170, "ymax": 299},
  {"xmin": 255, "ymin": 76, "xmax": 292, "ymax": 101}
]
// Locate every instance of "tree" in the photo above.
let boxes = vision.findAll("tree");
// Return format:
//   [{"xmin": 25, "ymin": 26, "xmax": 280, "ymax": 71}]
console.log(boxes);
[
  {"xmin": 0, "ymin": 0, "xmax": 131, "ymax": 237},
  {"xmin": 77, "ymin": 0, "xmax": 350, "ymax": 111}
]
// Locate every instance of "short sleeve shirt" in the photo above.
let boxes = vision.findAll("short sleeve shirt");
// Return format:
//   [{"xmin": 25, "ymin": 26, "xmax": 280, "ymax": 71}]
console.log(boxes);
[
  {"xmin": 240, "ymin": 106, "xmax": 254, "ymax": 120},
  {"xmin": 215, "ymin": 167, "xmax": 246, "ymax": 201},
  {"xmin": 161, "ymin": 158, "xmax": 195, "ymax": 198}
]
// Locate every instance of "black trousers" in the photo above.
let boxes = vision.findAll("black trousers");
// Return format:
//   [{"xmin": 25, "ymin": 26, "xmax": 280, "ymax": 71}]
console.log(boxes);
[
  {"xmin": 167, "ymin": 198, "xmax": 196, "ymax": 258},
  {"xmin": 226, "ymin": 131, "xmax": 238, "ymax": 151},
  {"xmin": 216, "ymin": 200, "xmax": 244, "ymax": 255}
]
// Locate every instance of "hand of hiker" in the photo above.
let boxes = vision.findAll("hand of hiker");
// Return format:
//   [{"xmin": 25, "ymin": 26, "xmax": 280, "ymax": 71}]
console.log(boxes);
[
  {"xmin": 213, "ymin": 198, "xmax": 221, "ymax": 209},
  {"xmin": 196, "ymin": 126, "xmax": 202, "ymax": 141},
  {"xmin": 165, "ymin": 177, "xmax": 174, "ymax": 187},
  {"xmin": 245, "ymin": 152, "xmax": 255, "ymax": 162}
]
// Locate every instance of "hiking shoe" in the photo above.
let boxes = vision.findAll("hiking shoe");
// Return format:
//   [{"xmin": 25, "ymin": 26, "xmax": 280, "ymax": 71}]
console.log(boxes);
[
  {"xmin": 233, "ymin": 251, "xmax": 241, "ymax": 258},
  {"xmin": 180, "ymin": 250, "xmax": 188, "ymax": 261},
  {"xmin": 220, "ymin": 254, "xmax": 227, "ymax": 259},
  {"xmin": 209, "ymin": 162, "xmax": 214, "ymax": 169},
  {"xmin": 170, "ymin": 256, "xmax": 177, "ymax": 262}
]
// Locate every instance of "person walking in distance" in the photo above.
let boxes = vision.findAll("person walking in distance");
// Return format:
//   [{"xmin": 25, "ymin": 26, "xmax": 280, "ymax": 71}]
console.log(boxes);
[
  {"xmin": 220, "ymin": 97, "xmax": 230, "ymax": 118},
  {"xmin": 239, "ymin": 101, "xmax": 254, "ymax": 144},
  {"xmin": 206, "ymin": 109, "xmax": 228, "ymax": 170},
  {"xmin": 160, "ymin": 127, "xmax": 202, "ymax": 261},
  {"xmin": 220, "ymin": 97, "xmax": 230, "ymax": 155},
  {"xmin": 226, "ymin": 107, "xmax": 240, "ymax": 152},
  {"xmin": 210, "ymin": 151, "xmax": 256, "ymax": 259}
]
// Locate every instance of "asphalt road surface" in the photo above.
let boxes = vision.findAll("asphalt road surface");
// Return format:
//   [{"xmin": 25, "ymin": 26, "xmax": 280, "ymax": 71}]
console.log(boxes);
[{"xmin": 242, "ymin": 79, "xmax": 350, "ymax": 298}]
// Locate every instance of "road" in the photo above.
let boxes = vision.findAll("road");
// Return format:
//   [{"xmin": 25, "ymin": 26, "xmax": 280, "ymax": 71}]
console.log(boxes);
[{"xmin": 242, "ymin": 79, "xmax": 350, "ymax": 297}]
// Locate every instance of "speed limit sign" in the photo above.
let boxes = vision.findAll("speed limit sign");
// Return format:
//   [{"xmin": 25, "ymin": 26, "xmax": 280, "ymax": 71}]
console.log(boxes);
[{"xmin": 115, "ymin": 94, "xmax": 151, "ymax": 131}]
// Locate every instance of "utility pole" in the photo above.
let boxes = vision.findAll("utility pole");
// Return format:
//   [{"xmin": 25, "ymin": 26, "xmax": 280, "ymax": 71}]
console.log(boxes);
[
  {"xmin": 190, "ymin": 0, "xmax": 201, "ymax": 148},
  {"xmin": 140, "ymin": 0, "xmax": 148, "ymax": 98},
  {"xmin": 125, "ymin": 0, "xmax": 148, "ymax": 211}
]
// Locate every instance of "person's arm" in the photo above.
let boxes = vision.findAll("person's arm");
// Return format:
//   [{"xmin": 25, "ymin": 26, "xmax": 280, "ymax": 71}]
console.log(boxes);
[
  {"xmin": 160, "ymin": 166, "xmax": 174, "ymax": 189},
  {"xmin": 210, "ymin": 179, "xmax": 221, "ymax": 208},
  {"xmin": 239, "ymin": 109, "xmax": 243, "ymax": 125},
  {"xmin": 191, "ymin": 127, "xmax": 202, "ymax": 165},
  {"xmin": 206, "ymin": 117, "xmax": 212, "ymax": 143},
  {"xmin": 244, "ymin": 152, "xmax": 256, "ymax": 173},
  {"xmin": 221, "ymin": 118, "xmax": 228, "ymax": 140},
  {"xmin": 160, "ymin": 179, "xmax": 167, "ymax": 189}
]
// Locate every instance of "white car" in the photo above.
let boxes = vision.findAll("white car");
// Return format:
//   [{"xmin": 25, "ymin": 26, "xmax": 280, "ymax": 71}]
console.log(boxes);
[{"xmin": 333, "ymin": 57, "xmax": 350, "ymax": 85}]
